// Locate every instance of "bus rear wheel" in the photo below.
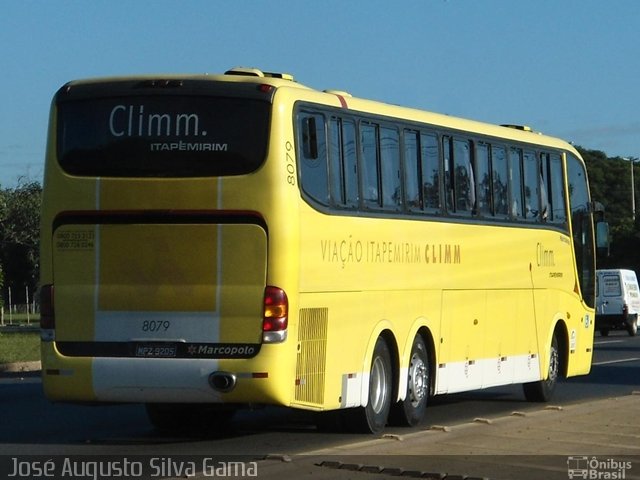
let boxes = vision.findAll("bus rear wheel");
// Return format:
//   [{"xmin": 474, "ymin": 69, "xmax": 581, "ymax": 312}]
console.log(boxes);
[
  {"xmin": 345, "ymin": 337, "xmax": 392, "ymax": 434},
  {"xmin": 389, "ymin": 335, "xmax": 429, "ymax": 427},
  {"xmin": 523, "ymin": 332, "xmax": 559, "ymax": 402}
]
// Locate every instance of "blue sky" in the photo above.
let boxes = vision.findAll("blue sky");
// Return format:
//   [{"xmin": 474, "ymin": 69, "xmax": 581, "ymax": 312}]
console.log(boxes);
[{"xmin": 1, "ymin": 0, "xmax": 639, "ymax": 186}]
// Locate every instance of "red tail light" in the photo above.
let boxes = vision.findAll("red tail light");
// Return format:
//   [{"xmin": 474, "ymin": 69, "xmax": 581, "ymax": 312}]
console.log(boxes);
[
  {"xmin": 40, "ymin": 284, "xmax": 55, "ymax": 330},
  {"xmin": 263, "ymin": 286, "xmax": 288, "ymax": 343}
]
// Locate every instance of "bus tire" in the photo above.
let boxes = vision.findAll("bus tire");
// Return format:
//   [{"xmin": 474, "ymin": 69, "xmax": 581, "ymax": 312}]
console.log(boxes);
[
  {"xmin": 389, "ymin": 334, "xmax": 429, "ymax": 427},
  {"xmin": 627, "ymin": 316, "xmax": 638, "ymax": 336},
  {"xmin": 145, "ymin": 403, "xmax": 236, "ymax": 434},
  {"xmin": 523, "ymin": 332, "xmax": 559, "ymax": 402},
  {"xmin": 345, "ymin": 337, "xmax": 392, "ymax": 434}
]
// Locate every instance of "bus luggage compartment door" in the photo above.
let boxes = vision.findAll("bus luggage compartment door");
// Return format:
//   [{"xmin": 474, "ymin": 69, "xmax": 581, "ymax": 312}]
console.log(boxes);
[{"xmin": 52, "ymin": 221, "xmax": 267, "ymax": 350}]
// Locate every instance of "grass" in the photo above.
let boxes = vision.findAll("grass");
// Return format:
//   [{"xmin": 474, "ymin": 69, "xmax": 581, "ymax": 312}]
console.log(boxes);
[
  {"xmin": 1, "ymin": 312, "xmax": 40, "ymax": 325},
  {"xmin": 0, "ymin": 331, "xmax": 40, "ymax": 364}
]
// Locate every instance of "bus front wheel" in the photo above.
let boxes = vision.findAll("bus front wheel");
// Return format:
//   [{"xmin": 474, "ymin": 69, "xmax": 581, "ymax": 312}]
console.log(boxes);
[
  {"xmin": 389, "ymin": 334, "xmax": 429, "ymax": 427},
  {"xmin": 523, "ymin": 332, "xmax": 559, "ymax": 402}
]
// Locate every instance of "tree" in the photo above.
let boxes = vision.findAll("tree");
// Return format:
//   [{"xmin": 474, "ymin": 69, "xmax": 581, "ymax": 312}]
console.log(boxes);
[
  {"xmin": 578, "ymin": 146, "xmax": 640, "ymax": 271},
  {"xmin": 0, "ymin": 181, "xmax": 42, "ymax": 305},
  {"xmin": 0, "ymin": 263, "xmax": 3, "ymax": 309},
  {"xmin": 580, "ymin": 147, "xmax": 630, "ymax": 236}
]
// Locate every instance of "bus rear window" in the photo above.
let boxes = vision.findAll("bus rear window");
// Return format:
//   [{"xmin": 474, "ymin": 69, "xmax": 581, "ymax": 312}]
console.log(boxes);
[{"xmin": 57, "ymin": 96, "xmax": 270, "ymax": 177}]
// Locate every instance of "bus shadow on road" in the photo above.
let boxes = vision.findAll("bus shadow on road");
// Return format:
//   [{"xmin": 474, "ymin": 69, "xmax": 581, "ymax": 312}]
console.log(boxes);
[{"xmin": 565, "ymin": 363, "xmax": 640, "ymax": 387}]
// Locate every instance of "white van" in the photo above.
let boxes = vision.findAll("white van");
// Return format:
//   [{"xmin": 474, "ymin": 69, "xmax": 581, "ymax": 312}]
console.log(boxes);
[{"xmin": 595, "ymin": 269, "xmax": 640, "ymax": 336}]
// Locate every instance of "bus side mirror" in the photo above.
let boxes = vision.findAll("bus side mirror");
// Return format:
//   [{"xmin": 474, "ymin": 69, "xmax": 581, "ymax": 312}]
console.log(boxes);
[{"xmin": 596, "ymin": 221, "xmax": 610, "ymax": 256}]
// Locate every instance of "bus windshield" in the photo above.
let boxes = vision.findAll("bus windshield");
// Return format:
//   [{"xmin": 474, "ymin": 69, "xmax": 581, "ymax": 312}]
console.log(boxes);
[{"xmin": 57, "ymin": 95, "xmax": 270, "ymax": 177}]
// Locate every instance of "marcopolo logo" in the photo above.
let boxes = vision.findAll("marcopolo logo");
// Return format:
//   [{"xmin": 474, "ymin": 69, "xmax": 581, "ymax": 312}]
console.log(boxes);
[
  {"xmin": 567, "ymin": 456, "xmax": 632, "ymax": 479},
  {"xmin": 186, "ymin": 343, "xmax": 258, "ymax": 358}
]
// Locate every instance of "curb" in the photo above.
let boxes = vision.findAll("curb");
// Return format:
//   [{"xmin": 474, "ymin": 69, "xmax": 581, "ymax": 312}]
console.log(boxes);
[
  {"xmin": 0, "ymin": 325, "xmax": 40, "ymax": 333},
  {"xmin": 0, "ymin": 361, "xmax": 42, "ymax": 376}
]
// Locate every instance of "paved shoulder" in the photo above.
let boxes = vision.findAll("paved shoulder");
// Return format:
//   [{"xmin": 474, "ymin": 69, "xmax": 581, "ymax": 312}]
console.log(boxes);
[{"xmin": 252, "ymin": 394, "xmax": 640, "ymax": 480}]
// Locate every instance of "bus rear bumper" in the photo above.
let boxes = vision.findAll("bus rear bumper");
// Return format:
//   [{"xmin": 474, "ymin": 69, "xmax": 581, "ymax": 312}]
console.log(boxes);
[{"xmin": 41, "ymin": 343, "xmax": 289, "ymax": 405}]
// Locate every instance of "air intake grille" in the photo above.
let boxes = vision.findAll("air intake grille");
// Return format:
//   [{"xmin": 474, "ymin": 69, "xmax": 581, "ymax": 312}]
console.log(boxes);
[{"xmin": 294, "ymin": 308, "xmax": 328, "ymax": 405}]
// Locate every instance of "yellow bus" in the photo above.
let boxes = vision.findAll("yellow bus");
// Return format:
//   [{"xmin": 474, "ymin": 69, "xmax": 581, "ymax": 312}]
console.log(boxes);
[{"xmin": 40, "ymin": 67, "xmax": 596, "ymax": 433}]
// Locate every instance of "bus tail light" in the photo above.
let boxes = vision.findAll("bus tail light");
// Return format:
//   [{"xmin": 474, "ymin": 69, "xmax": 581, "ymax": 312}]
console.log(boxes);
[
  {"xmin": 40, "ymin": 284, "xmax": 55, "ymax": 340},
  {"xmin": 262, "ymin": 286, "xmax": 288, "ymax": 344}
]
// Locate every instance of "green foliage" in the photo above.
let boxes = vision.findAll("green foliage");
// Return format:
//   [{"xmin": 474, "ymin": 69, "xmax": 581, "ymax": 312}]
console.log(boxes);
[
  {"xmin": 0, "ymin": 181, "xmax": 42, "ymax": 304},
  {"xmin": 580, "ymin": 147, "xmax": 621, "ymax": 233},
  {"xmin": 578, "ymin": 146, "xmax": 640, "ymax": 270}
]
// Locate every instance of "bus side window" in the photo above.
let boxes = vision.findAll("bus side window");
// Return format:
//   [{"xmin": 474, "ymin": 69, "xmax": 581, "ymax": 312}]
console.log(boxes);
[
  {"xmin": 421, "ymin": 133, "xmax": 440, "ymax": 212},
  {"xmin": 443, "ymin": 136, "xmax": 454, "ymax": 212},
  {"xmin": 509, "ymin": 147, "xmax": 524, "ymax": 219},
  {"xmin": 329, "ymin": 118, "xmax": 345, "ymax": 206},
  {"xmin": 539, "ymin": 152, "xmax": 551, "ymax": 222},
  {"xmin": 380, "ymin": 127, "xmax": 401, "ymax": 210},
  {"xmin": 444, "ymin": 136, "xmax": 475, "ymax": 215},
  {"xmin": 360, "ymin": 122, "xmax": 380, "ymax": 209},
  {"xmin": 302, "ymin": 116, "xmax": 319, "ymax": 159},
  {"xmin": 403, "ymin": 129, "xmax": 422, "ymax": 210},
  {"xmin": 453, "ymin": 138, "xmax": 475, "ymax": 215},
  {"xmin": 329, "ymin": 117, "xmax": 358, "ymax": 209},
  {"xmin": 404, "ymin": 131, "xmax": 440, "ymax": 214},
  {"xmin": 475, "ymin": 142, "xmax": 492, "ymax": 216},
  {"xmin": 342, "ymin": 120, "xmax": 359, "ymax": 207},
  {"xmin": 523, "ymin": 150, "xmax": 541, "ymax": 221},
  {"xmin": 549, "ymin": 153, "xmax": 567, "ymax": 225},
  {"xmin": 299, "ymin": 113, "xmax": 329, "ymax": 205},
  {"xmin": 491, "ymin": 145, "xmax": 509, "ymax": 217}
]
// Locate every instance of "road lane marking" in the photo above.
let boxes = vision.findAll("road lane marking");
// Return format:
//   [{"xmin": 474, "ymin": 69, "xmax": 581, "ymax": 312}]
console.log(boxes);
[
  {"xmin": 592, "ymin": 357, "xmax": 640, "ymax": 366},
  {"xmin": 594, "ymin": 340, "xmax": 623, "ymax": 346}
]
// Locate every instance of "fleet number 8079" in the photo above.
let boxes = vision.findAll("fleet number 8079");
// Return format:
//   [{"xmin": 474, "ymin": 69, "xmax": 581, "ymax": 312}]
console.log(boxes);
[{"xmin": 141, "ymin": 320, "xmax": 171, "ymax": 332}]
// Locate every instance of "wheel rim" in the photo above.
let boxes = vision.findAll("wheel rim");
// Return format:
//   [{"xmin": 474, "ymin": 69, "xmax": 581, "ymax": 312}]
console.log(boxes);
[
  {"xmin": 548, "ymin": 343, "xmax": 559, "ymax": 383},
  {"xmin": 407, "ymin": 352, "xmax": 428, "ymax": 407},
  {"xmin": 370, "ymin": 356, "xmax": 388, "ymax": 414}
]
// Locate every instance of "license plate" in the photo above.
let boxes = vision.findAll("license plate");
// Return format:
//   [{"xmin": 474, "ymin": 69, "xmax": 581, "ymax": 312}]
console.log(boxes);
[{"xmin": 135, "ymin": 343, "xmax": 177, "ymax": 358}]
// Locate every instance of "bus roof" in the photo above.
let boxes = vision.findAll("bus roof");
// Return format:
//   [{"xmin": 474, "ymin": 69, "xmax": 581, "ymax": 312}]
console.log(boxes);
[{"xmin": 61, "ymin": 67, "xmax": 580, "ymax": 156}]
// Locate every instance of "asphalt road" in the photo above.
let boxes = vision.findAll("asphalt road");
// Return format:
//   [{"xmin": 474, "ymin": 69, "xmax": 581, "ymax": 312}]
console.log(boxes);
[{"xmin": 1, "ymin": 330, "xmax": 639, "ymax": 458}]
